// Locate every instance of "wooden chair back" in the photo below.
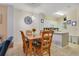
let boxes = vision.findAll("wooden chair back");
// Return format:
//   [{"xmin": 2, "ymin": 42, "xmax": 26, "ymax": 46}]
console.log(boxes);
[
  {"xmin": 40, "ymin": 30, "xmax": 54, "ymax": 56},
  {"xmin": 20, "ymin": 31, "xmax": 28, "ymax": 55},
  {"xmin": 26, "ymin": 30, "xmax": 32, "ymax": 36}
]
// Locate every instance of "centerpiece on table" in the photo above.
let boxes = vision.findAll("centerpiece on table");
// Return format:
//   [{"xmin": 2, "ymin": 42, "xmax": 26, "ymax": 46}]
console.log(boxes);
[{"xmin": 32, "ymin": 28, "xmax": 36, "ymax": 36}]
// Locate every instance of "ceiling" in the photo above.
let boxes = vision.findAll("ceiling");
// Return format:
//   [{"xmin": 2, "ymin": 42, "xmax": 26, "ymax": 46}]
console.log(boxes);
[{"xmin": 8, "ymin": 3, "xmax": 79, "ymax": 17}]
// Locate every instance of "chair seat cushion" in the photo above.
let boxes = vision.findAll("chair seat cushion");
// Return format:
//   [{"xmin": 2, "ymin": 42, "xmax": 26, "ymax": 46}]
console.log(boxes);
[
  {"xmin": 0, "ymin": 36, "xmax": 13, "ymax": 56},
  {"xmin": 25, "ymin": 39, "xmax": 41, "ymax": 48},
  {"xmin": 0, "ymin": 41, "xmax": 6, "ymax": 52},
  {"xmin": 32, "ymin": 39, "xmax": 41, "ymax": 48},
  {"xmin": 0, "ymin": 45, "xmax": 2, "ymax": 51}
]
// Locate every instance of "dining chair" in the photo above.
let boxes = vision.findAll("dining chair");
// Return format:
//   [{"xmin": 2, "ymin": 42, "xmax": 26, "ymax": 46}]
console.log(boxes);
[
  {"xmin": 39, "ymin": 30, "xmax": 54, "ymax": 56},
  {"xmin": 26, "ymin": 30, "xmax": 32, "ymax": 36},
  {"xmin": 20, "ymin": 31, "xmax": 29, "ymax": 55}
]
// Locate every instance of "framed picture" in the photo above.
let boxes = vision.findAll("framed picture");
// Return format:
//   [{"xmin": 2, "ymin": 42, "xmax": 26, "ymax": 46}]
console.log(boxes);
[
  {"xmin": 67, "ymin": 20, "xmax": 71, "ymax": 24},
  {"xmin": 0, "ymin": 14, "xmax": 2, "ymax": 24},
  {"xmin": 72, "ymin": 21, "xmax": 77, "ymax": 26},
  {"xmin": 41, "ymin": 19, "xmax": 44, "ymax": 23}
]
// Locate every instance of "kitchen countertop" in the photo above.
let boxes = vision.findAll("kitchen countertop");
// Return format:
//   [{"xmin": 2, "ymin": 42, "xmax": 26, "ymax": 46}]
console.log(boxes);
[{"xmin": 54, "ymin": 31, "xmax": 69, "ymax": 35}]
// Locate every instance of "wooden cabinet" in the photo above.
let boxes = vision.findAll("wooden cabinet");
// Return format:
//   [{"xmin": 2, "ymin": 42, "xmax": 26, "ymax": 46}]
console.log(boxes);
[
  {"xmin": 70, "ymin": 35, "xmax": 79, "ymax": 44},
  {"xmin": 0, "ymin": 5, "xmax": 7, "ymax": 39}
]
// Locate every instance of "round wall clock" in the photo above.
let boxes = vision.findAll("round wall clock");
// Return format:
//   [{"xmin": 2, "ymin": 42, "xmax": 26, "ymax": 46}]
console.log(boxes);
[{"xmin": 24, "ymin": 16, "xmax": 32, "ymax": 24}]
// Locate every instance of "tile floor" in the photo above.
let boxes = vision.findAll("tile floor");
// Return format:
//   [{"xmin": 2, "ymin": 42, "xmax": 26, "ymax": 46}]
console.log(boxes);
[{"xmin": 6, "ymin": 41, "xmax": 79, "ymax": 56}]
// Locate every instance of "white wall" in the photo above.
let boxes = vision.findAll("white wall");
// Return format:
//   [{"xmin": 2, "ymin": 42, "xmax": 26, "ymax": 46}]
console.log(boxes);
[
  {"xmin": 13, "ymin": 8, "xmax": 41, "ymax": 42},
  {"xmin": 66, "ymin": 8, "xmax": 78, "ymax": 36},
  {"xmin": 56, "ymin": 7, "xmax": 79, "ymax": 36},
  {"xmin": 13, "ymin": 8, "xmax": 58, "ymax": 42},
  {"xmin": 44, "ymin": 20, "xmax": 57, "ymax": 28},
  {"xmin": 7, "ymin": 5, "xmax": 14, "ymax": 37}
]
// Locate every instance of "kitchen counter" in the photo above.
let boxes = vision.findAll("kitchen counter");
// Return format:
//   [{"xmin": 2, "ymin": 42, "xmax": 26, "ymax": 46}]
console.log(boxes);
[
  {"xmin": 54, "ymin": 31, "xmax": 69, "ymax": 34},
  {"xmin": 53, "ymin": 31, "xmax": 69, "ymax": 47}
]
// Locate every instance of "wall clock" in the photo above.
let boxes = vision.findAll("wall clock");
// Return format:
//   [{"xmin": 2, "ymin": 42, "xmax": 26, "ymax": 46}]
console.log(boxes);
[
  {"xmin": 72, "ymin": 21, "xmax": 77, "ymax": 26},
  {"xmin": 24, "ymin": 16, "xmax": 32, "ymax": 25}
]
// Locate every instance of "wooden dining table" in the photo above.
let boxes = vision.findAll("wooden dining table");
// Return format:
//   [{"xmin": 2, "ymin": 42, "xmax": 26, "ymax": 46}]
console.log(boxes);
[{"xmin": 26, "ymin": 35, "xmax": 42, "ymax": 55}]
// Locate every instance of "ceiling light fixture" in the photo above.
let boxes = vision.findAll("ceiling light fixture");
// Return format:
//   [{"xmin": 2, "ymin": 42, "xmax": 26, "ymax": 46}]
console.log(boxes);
[{"xmin": 55, "ymin": 12, "xmax": 64, "ymax": 16}]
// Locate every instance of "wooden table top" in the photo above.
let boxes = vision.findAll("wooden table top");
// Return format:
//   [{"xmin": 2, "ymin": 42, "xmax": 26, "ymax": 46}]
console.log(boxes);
[{"xmin": 27, "ymin": 35, "xmax": 41, "ymax": 40}]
